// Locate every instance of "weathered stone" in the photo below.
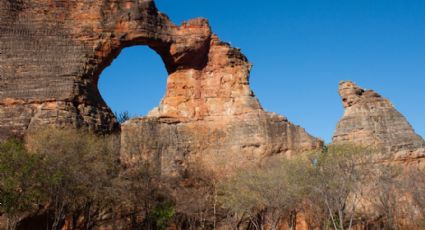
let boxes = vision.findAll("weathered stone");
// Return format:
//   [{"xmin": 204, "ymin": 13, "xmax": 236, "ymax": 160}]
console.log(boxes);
[
  {"xmin": 333, "ymin": 81, "xmax": 425, "ymax": 154},
  {"xmin": 0, "ymin": 1, "xmax": 324, "ymax": 228},
  {"xmin": 121, "ymin": 112, "xmax": 323, "ymax": 176},
  {"xmin": 0, "ymin": 0, "xmax": 213, "ymax": 137},
  {"xmin": 0, "ymin": 0, "xmax": 323, "ymax": 170}
]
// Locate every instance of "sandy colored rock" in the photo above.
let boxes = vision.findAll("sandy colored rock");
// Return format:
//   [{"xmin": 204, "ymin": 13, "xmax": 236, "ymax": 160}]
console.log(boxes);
[
  {"xmin": 121, "ymin": 33, "xmax": 322, "ymax": 176},
  {"xmin": 0, "ymin": 0, "xmax": 211, "ymax": 137},
  {"xmin": 0, "ymin": 0, "xmax": 322, "ymax": 167},
  {"xmin": 0, "ymin": 0, "xmax": 323, "ymax": 177},
  {"xmin": 121, "ymin": 112, "xmax": 323, "ymax": 177},
  {"xmin": 333, "ymin": 81, "xmax": 425, "ymax": 154}
]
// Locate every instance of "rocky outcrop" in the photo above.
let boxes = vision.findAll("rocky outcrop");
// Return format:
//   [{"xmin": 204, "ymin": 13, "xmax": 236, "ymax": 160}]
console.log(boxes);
[
  {"xmin": 332, "ymin": 81, "xmax": 425, "ymax": 230},
  {"xmin": 0, "ymin": 1, "xmax": 323, "ymax": 228},
  {"xmin": 0, "ymin": 0, "xmax": 322, "ymax": 172},
  {"xmin": 333, "ymin": 81, "xmax": 425, "ymax": 156},
  {"xmin": 121, "ymin": 112, "xmax": 322, "ymax": 176},
  {"xmin": 0, "ymin": 0, "xmax": 211, "ymax": 138},
  {"xmin": 120, "ymin": 34, "xmax": 322, "ymax": 176}
]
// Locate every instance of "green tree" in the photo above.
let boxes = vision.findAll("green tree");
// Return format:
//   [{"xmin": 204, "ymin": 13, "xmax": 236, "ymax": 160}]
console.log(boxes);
[
  {"xmin": 147, "ymin": 202, "xmax": 175, "ymax": 230},
  {"xmin": 0, "ymin": 139, "xmax": 45, "ymax": 230},
  {"xmin": 26, "ymin": 128, "xmax": 120, "ymax": 230}
]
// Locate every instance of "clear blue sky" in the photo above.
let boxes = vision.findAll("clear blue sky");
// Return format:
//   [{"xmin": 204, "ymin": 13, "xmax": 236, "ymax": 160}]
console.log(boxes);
[{"xmin": 98, "ymin": 0, "xmax": 425, "ymax": 143}]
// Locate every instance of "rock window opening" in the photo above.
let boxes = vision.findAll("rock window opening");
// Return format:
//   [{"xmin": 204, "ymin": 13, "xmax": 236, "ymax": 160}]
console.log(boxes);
[{"xmin": 98, "ymin": 46, "xmax": 168, "ymax": 123}]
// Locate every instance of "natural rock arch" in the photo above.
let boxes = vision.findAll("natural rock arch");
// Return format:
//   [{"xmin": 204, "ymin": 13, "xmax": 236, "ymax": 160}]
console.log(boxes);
[
  {"xmin": 0, "ymin": 0, "xmax": 262, "ymax": 136},
  {"xmin": 1, "ymin": 1, "xmax": 425, "ymax": 229},
  {"xmin": 97, "ymin": 45, "xmax": 169, "ymax": 117},
  {"xmin": 0, "ymin": 0, "xmax": 323, "ymax": 175}
]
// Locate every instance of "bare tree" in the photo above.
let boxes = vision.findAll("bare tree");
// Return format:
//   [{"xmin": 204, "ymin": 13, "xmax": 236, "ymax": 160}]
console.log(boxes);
[
  {"xmin": 368, "ymin": 165, "xmax": 405, "ymax": 230},
  {"xmin": 218, "ymin": 156, "xmax": 313, "ymax": 230},
  {"xmin": 310, "ymin": 144, "xmax": 376, "ymax": 230},
  {"xmin": 114, "ymin": 111, "xmax": 132, "ymax": 124},
  {"xmin": 405, "ymin": 168, "xmax": 425, "ymax": 229}
]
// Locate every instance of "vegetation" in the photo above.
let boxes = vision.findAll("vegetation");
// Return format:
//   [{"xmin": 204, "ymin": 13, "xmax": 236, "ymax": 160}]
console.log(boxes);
[
  {"xmin": 118, "ymin": 161, "xmax": 175, "ymax": 230},
  {"xmin": 114, "ymin": 111, "xmax": 131, "ymax": 124},
  {"xmin": 218, "ymin": 145, "xmax": 425, "ymax": 230},
  {"xmin": 0, "ymin": 140, "xmax": 44, "ymax": 230},
  {"xmin": 310, "ymin": 145, "xmax": 375, "ymax": 230},
  {"xmin": 0, "ymin": 130, "xmax": 424, "ymax": 230},
  {"xmin": 218, "ymin": 156, "xmax": 311, "ymax": 230},
  {"xmin": 0, "ymin": 127, "xmax": 176, "ymax": 230},
  {"xmin": 26, "ymin": 128, "xmax": 120, "ymax": 230}
]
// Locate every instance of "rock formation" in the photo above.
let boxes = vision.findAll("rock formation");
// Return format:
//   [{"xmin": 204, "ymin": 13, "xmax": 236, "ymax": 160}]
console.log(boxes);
[
  {"xmin": 119, "ymin": 21, "xmax": 323, "ymax": 175},
  {"xmin": 0, "ymin": 1, "xmax": 325, "ymax": 229},
  {"xmin": 4, "ymin": 0, "xmax": 425, "ymax": 228},
  {"xmin": 333, "ymin": 81, "xmax": 425, "ymax": 158},
  {"xmin": 0, "ymin": 0, "xmax": 211, "ymax": 137},
  {"xmin": 0, "ymin": 0, "xmax": 322, "ymax": 173}
]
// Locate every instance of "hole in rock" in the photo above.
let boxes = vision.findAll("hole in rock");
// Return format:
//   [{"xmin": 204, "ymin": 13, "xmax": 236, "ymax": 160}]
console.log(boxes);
[{"xmin": 98, "ymin": 46, "xmax": 168, "ymax": 122}]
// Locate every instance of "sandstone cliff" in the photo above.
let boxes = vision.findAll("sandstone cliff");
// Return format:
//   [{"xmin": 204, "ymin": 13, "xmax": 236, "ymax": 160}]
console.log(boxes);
[
  {"xmin": 120, "ymin": 25, "xmax": 323, "ymax": 176},
  {"xmin": 0, "ymin": 1, "xmax": 324, "ymax": 229},
  {"xmin": 0, "ymin": 0, "xmax": 322, "ymax": 174},
  {"xmin": 2, "ymin": 0, "xmax": 425, "ymax": 229},
  {"xmin": 333, "ymin": 81, "xmax": 425, "ymax": 161},
  {"xmin": 0, "ymin": 0, "xmax": 213, "ymax": 137}
]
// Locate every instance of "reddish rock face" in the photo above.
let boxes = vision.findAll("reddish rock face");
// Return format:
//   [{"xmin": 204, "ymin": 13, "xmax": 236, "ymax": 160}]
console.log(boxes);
[
  {"xmin": 333, "ymin": 81, "xmax": 425, "ymax": 155},
  {"xmin": 148, "ymin": 34, "xmax": 263, "ymax": 120},
  {"xmin": 0, "ymin": 0, "xmax": 323, "ymax": 174},
  {"xmin": 0, "ymin": 0, "xmax": 212, "ymax": 137}
]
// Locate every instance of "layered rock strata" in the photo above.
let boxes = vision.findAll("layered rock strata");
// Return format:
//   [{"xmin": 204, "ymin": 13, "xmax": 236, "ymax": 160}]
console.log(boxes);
[
  {"xmin": 0, "ymin": 0, "xmax": 211, "ymax": 137},
  {"xmin": 121, "ymin": 112, "xmax": 322, "ymax": 176},
  {"xmin": 120, "ymin": 22, "xmax": 323, "ymax": 175},
  {"xmin": 0, "ymin": 0, "xmax": 322, "ymax": 172},
  {"xmin": 333, "ymin": 81, "xmax": 425, "ymax": 159}
]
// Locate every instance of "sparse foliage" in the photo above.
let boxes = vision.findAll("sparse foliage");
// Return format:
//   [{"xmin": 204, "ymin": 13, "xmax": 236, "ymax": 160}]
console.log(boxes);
[
  {"xmin": 118, "ymin": 161, "xmax": 170, "ymax": 229},
  {"xmin": 1, "ymin": 128, "xmax": 424, "ymax": 230},
  {"xmin": 26, "ymin": 128, "xmax": 120, "ymax": 230},
  {"xmin": 0, "ymin": 139, "xmax": 45, "ymax": 230},
  {"xmin": 368, "ymin": 165, "xmax": 404, "ymax": 230},
  {"xmin": 114, "ymin": 111, "xmax": 131, "ymax": 124},
  {"xmin": 405, "ymin": 168, "xmax": 425, "ymax": 228},
  {"xmin": 218, "ymin": 156, "xmax": 313, "ymax": 230},
  {"xmin": 147, "ymin": 202, "xmax": 175, "ymax": 230},
  {"xmin": 310, "ymin": 144, "xmax": 376, "ymax": 230}
]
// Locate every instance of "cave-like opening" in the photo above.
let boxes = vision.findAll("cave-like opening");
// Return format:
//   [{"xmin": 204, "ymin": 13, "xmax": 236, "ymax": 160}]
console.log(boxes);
[{"xmin": 98, "ymin": 46, "xmax": 168, "ymax": 122}]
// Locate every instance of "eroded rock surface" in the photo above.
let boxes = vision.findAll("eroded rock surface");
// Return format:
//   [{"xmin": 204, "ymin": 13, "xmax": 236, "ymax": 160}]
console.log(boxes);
[
  {"xmin": 0, "ymin": 0, "xmax": 212, "ymax": 137},
  {"xmin": 121, "ymin": 33, "xmax": 322, "ymax": 175},
  {"xmin": 121, "ymin": 112, "xmax": 322, "ymax": 177},
  {"xmin": 0, "ymin": 0, "xmax": 322, "ymax": 172},
  {"xmin": 333, "ymin": 81, "xmax": 425, "ymax": 155}
]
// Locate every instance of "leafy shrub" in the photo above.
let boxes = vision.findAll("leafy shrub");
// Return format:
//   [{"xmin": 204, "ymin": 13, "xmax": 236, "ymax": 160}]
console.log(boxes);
[
  {"xmin": 147, "ymin": 202, "xmax": 175, "ymax": 230},
  {"xmin": 0, "ymin": 139, "xmax": 45, "ymax": 230}
]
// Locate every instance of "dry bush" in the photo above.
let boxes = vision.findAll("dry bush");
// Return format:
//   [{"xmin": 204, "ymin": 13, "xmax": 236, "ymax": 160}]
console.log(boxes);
[
  {"xmin": 309, "ymin": 144, "xmax": 377, "ymax": 230},
  {"xmin": 217, "ymin": 144, "xmax": 390, "ymax": 230},
  {"xmin": 118, "ymin": 160, "xmax": 175, "ymax": 230},
  {"xmin": 404, "ymin": 168, "xmax": 425, "ymax": 229},
  {"xmin": 25, "ymin": 127, "xmax": 120, "ymax": 230},
  {"xmin": 218, "ymin": 155, "xmax": 313, "ymax": 230}
]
